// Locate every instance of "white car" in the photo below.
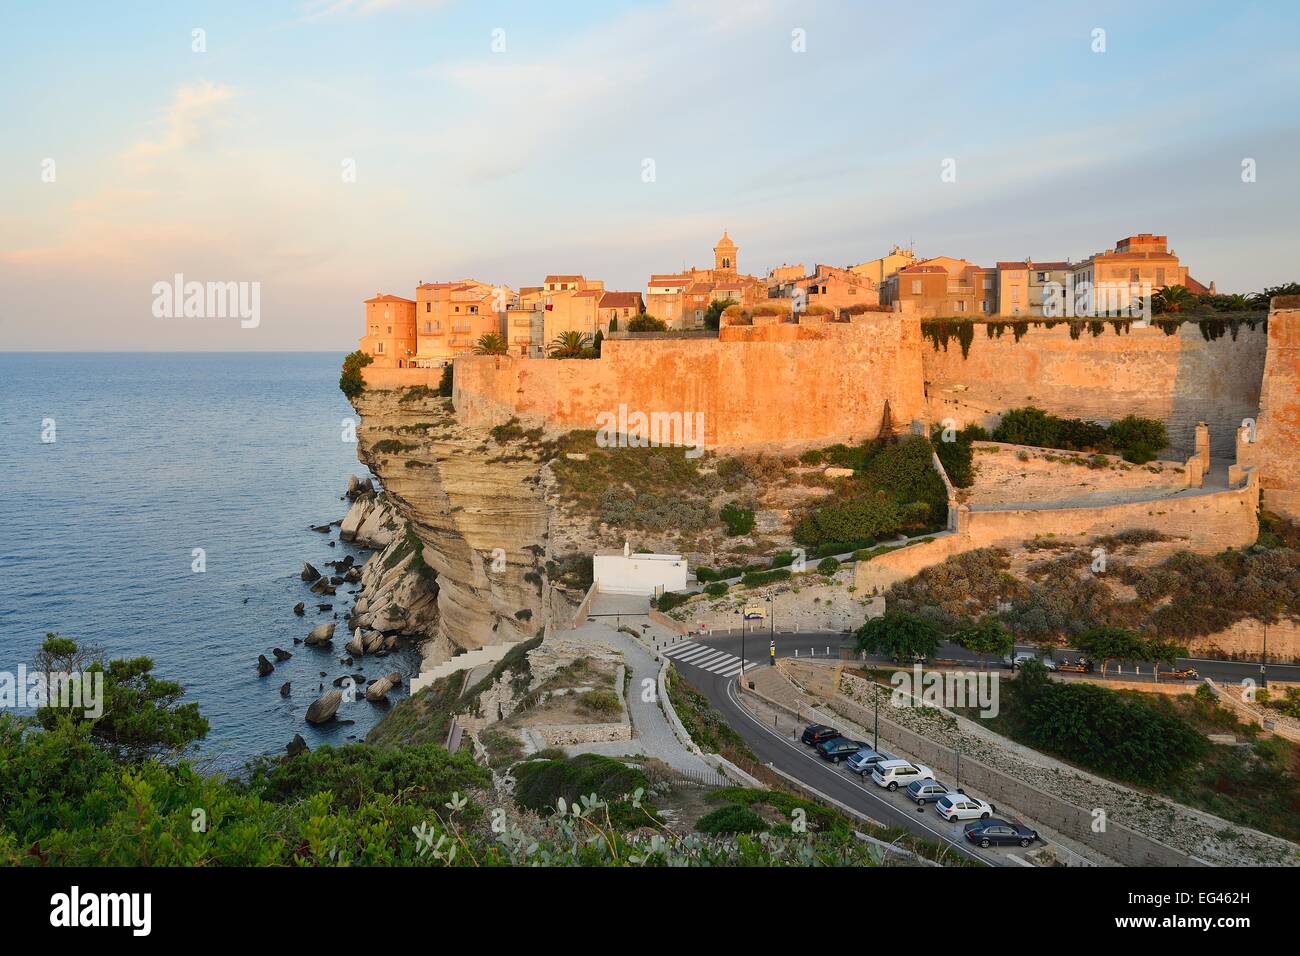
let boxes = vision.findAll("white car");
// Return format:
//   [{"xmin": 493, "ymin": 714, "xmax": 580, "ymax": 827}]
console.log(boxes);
[
  {"xmin": 870, "ymin": 759, "xmax": 935, "ymax": 791},
  {"xmin": 935, "ymin": 793, "xmax": 995, "ymax": 822}
]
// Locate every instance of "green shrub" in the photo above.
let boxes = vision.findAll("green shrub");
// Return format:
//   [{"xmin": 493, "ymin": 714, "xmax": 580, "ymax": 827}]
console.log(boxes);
[
  {"xmin": 656, "ymin": 590, "xmax": 690, "ymax": 612},
  {"xmin": 437, "ymin": 363, "xmax": 453, "ymax": 397},
  {"xmin": 339, "ymin": 350, "xmax": 373, "ymax": 400},
  {"xmin": 793, "ymin": 495, "xmax": 901, "ymax": 548},
  {"xmin": 704, "ymin": 581, "xmax": 728, "ymax": 597},
  {"xmin": 696, "ymin": 803, "xmax": 766, "ymax": 834},
  {"xmin": 817, "ymin": 557, "xmax": 841, "ymax": 575},
  {"xmin": 720, "ymin": 501, "xmax": 756, "ymax": 536},
  {"xmin": 740, "ymin": 568, "xmax": 791, "ymax": 588}
]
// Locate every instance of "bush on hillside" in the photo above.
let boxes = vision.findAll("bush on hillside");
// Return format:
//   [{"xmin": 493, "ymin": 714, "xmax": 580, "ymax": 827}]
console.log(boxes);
[{"xmin": 339, "ymin": 350, "xmax": 373, "ymax": 400}]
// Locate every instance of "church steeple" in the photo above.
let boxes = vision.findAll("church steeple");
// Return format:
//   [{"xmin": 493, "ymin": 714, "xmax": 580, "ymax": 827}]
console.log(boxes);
[{"xmin": 713, "ymin": 231, "xmax": 737, "ymax": 274}]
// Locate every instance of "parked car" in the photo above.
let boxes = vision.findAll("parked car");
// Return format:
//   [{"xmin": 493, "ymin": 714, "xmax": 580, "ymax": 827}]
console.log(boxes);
[
  {"xmin": 963, "ymin": 819, "xmax": 1039, "ymax": 848},
  {"xmin": 935, "ymin": 794, "xmax": 994, "ymax": 821},
  {"xmin": 817, "ymin": 737, "xmax": 868, "ymax": 763},
  {"xmin": 845, "ymin": 748, "xmax": 896, "ymax": 775},
  {"xmin": 801, "ymin": 724, "xmax": 841, "ymax": 747},
  {"xmin": 906, "ymin": 780, "xmax": 956, "ymax": 804},
  {"xmin": 870, "ymin": 759, "xmax": 935, "ymax": 791},
  {"xmin": 1003, "ymin": 651, "xmax": 1057, "ymax": 671}
]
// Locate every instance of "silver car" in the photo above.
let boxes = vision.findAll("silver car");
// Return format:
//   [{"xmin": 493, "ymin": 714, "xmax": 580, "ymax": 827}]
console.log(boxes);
[{"xmin": 845, "ymin": 748, "xmax": 896, "ymax": 775}]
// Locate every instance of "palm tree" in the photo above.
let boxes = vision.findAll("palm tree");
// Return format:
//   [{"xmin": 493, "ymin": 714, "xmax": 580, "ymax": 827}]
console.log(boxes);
[
  {"xmin": 473, "ymin": 333, "xmax": 508, "ymax": 355},
  {"xmin": 1219, "ymin": 293, "xmax": 1250, "ymax": 312},
  {"xmin": 1152, "ymin": 284, "xmax": 1194, "ymax": 315},
  {"xmin": 547, "ymin": 330, "xmax": 592, "ymax": 358}
]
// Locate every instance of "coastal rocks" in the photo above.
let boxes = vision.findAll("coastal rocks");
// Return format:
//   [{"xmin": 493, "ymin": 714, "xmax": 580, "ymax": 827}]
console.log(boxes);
[
  {"xmin": 309, "ymin": 578, "xmax": 336, "ymax": 596},
  {"xmin": 340, "ymin": 493, "xmax": 398, "ymax": 549},
  {"xmin": 305, "ymin": 622, "xmax": 336, "ymax": 646},
  {"xmin": 293, "ymin": 602, "xmax": 305, "ymax": 616},
  {"xmin": 257, "ymin": 655, "xmax": 274, "ymax": 677},
  {"xmin": 346, "ymin": 474, "xmax": 375, "ymax": 499},
  {"xmin": 365, "ymin": 672, "xmax": 402, "ymax": 702},
  {"xmin": 301, "ymin": 563, "xmax": 321, "ymax": 582},
  {"xmin": 305, "ymin": 690, "xmax": 342, "ymax": 725},
  {"xmin": 345, "ymin": 628, "xmax": 366, "ymax": 656},
  {"xmin": 286, "ymin": 733, "xmax": 309, "ymax": 756},
  {"xmin": 280, "ymin": 682, "xmax": 292, "ymax": 697},
  {"xmin": 272, "ymin": 647, "xmax": 292, "ymax": 661}
]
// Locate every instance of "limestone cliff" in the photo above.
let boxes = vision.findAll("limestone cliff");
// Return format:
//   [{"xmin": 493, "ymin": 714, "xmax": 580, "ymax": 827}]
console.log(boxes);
[{"xmin": 349, "ymin": 387, "xmax": 551, "ymax": 668}]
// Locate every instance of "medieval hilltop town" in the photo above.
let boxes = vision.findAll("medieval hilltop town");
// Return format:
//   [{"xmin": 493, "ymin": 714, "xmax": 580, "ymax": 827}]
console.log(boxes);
[{"xmin": 327, "ymin": 230, "xmax": 1300, "ymax": 869}]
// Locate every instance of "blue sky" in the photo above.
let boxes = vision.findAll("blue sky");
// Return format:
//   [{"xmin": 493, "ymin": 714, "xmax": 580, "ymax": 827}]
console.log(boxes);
[{"xmin": 1, "ymin": 0, "xmax": 1298, "ymax": 350}]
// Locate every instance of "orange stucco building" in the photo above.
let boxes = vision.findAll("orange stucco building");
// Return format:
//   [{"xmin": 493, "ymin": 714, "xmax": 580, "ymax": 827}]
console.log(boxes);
[{"xmin": 360, "ymin": 294, "xmax": 418, "ymax": 367}]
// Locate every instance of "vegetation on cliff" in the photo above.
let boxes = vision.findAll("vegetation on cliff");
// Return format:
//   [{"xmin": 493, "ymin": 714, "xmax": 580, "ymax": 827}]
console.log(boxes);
[
  {"xmin": 992, "ymin": 406, "xmax": 1167, "ymax": 463},
  {"xmin": 339, "ymin": 349, "xmax": 373, "ymax": 400},
  {"xmin": 884, "ymin": 516, "xmax": 1300, "ymax": 645},
  {"xmin": 793, "ymin": 435, "xmax": 948, "ymax": 549}
]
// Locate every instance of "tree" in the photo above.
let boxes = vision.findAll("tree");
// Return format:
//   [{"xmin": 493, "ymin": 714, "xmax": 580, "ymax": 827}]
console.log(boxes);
[
  {"xmin": 608, "ymin": 317, "xmax": 618, "ymax": 332},
  {"xmin": 339, "ymin": 350, "xmax": 373, "ymax": 400},
  {"xmin": 548, "ymin": 330, "xmax": 593, "ymax": 358},
  {"xmin": 1152, "ymin": 284, "xmax": 1194, "ymax": 315},
  {"xmin": 473, "ymin": 333, "xmax": 508, "ymax": 355},
  {"xmin": 34, "ymin": 634, "xmax": 208, "ymax": 763},
  {"xmin": 953, "ymin": 617, "xmax": 1014, "ymax": 667},
  {"xmin": 703, "ymin": 298, "xmax": 731, "ymax": 331},
  {"xmin": 593, "ymin": 329, "xmax": 604, "ymax": 357},
  {"xmin": 1075, "ymin": 626, "xmax": 1149, "ymax": 677},
  {"xmin": 627, "ymin": 313, "xmax": 667, "ymax": 333},
  {"xmin": 854, "ymin": 610, "xmax": 943, "ymax": 663},
  {"xmin": 437, "ymin": 362, "xmax": 453, "ymax": 397}
]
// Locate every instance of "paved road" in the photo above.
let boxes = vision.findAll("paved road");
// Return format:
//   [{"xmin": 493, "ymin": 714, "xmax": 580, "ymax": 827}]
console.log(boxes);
[
  {"xmin": 656, "ymin": 630, "xmax": 1300, "ymax": 687},
  {"xmin": 663, "ymin": 637, "xmax": 1025, "ymax": 866}
]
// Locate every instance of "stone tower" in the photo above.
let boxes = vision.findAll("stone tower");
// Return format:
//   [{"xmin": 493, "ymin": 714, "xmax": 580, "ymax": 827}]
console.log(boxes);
[{"xmin": 713, "ymin": 231, "xmax": 737, "ymax": 275}]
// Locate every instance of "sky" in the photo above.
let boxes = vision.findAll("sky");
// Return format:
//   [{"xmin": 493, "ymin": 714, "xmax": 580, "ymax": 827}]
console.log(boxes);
[{"xmin": 1, "ymin": 0, "xmax": 1298, "ymax": 351}]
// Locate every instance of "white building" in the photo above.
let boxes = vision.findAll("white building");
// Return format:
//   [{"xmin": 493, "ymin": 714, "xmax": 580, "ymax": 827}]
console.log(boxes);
[{"xmin": 592, "ymin": 541, "xmax": 687, "ymax": 596}]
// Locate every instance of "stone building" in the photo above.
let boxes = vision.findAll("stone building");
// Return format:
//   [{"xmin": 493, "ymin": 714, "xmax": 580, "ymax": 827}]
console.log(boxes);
[{"xmin": 360, "ymin": 293, "xmax": 417, "ymax": 368}]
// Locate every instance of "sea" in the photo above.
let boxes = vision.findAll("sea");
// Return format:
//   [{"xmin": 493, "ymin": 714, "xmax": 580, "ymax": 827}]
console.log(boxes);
[{"xmin": 0, "ymin": 352, "xmax": 421, "ymax": 772}]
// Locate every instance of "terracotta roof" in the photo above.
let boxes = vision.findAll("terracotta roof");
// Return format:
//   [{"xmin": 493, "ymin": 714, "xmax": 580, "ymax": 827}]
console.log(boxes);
[
  {"xmin": 573, "ymin": 289, "xmax": 602, "ymax": 297},
  {"xmin": 996, "ymin": 262, "xmax": 1029, "ymax": 270},
  {"xmin": 599, "ymin": 291, "xmax": 642, "ymax": 309},
  {"xmin": 417, "ymin": 281, "xmax": 458, "ymax": 290},
  {"xmin": 684, "ymin": 282, "xmax": 713, "ymax": 295},
  {"xmin": 899, "ymin": 265, "xmax": 948, "ymax": 274},
  {"xmin": 1184, "ymin": 275, "xmax": 1210, "ymax": 294},
  {"xmin": 544, "ymin": 274, "xmax": 584, "ymax": 283},
  {"xmin": 365, "ymin": 293, "xmax": 416, "ymax": 304},
  {"xmin": 712, "ymin": 281, "xmax": 744, "ymax": 290}
]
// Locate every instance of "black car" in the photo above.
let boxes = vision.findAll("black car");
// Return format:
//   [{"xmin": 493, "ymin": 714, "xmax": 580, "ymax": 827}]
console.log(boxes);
[
  {"xmin": 817, "ymin": 737, "xmax": 867, "ymax": 762},
  {"xmin": 801, "ymin": 724, "xmax": 841, "ymax": 747},
  {"xmin": 963, "ymin": 819, "xmax": 1039, "ymax": 848}
]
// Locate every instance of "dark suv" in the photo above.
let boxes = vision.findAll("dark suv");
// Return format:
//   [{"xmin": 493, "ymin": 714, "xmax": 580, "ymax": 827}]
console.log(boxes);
[{"xmin": 801, "ymin": 724, "xmax": 841, "ymax": 747}]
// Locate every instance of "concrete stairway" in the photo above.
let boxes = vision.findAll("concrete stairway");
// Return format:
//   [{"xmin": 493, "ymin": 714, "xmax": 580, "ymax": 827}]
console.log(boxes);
[{"xmin": 409, "ymin": 642, "xmax": 516, "ymax": 695}]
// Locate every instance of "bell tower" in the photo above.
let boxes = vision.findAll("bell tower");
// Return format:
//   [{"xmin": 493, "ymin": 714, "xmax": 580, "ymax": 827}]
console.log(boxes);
[{"xmin": 713, "ymin": 231, "xmax": 737, "ymax": 275}]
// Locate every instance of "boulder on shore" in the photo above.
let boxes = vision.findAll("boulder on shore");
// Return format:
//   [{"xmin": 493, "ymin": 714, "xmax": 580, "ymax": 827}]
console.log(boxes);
[
  {"xmin": 365, "ymin": 672, "xmax": 402, "ymax": 702},
  {"xmin": 305, "ymin": 690, "xmax": 342, "ymax": 725},
  {"xmin": 272, "ymin": 647, "xmax": 292, "ymax": 661},
  {"xmin": 280, "ymin": 682, "xmax": 291, "ymax": 697},
  {"xmin": 305, "ymin": 622, "xmax": 336, "ymax": 646},
  {"xmin": 257, "ymin": 654, "xmax": 274, "ymax": 677},
  {"xmin": 286, "ymin": 733, "xmax": 309, "ymax": 756},
  {"xmin": 301, "ymin": 562, "xmax": 321, "ymax": 582},
  {"xmin": 345, "ymin": 628, "xmax": 365, "ymax": 656},
  {"xmin": 293, "ymin": 602, "xmax": 305, "ymax": 615}
]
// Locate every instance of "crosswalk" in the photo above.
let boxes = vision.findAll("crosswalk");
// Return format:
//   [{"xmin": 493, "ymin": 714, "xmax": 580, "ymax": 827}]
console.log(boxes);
[{"xmin": 659, "ymin": 641, "xmax": 760, "ymax": 678}]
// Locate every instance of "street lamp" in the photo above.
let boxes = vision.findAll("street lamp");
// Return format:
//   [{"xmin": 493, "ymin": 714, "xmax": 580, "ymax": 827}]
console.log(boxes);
[{"xmin": 734, "ymin": 608, "xmax": 747, "ymax": 683}]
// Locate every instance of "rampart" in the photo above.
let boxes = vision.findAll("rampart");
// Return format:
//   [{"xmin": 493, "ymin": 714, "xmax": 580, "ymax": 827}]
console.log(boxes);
[
  {"xmin": 922, "ymin": 319, "xmax": 1268, "ymax": 458},
  {"xmin": 449, "ymin": 315, "xmax": 926, "ymax": 450}
]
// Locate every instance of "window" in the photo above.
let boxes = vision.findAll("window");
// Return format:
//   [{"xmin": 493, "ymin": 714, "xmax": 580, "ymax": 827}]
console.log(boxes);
[
  {"xmin": 979, "ymin": 300, "xmax": 989, "ymax": 313},
  {"xmin": 387, "ymin": 326, "xmax": 392, "ymax": 334},
  {"xmin": 424, "ymin": 322, "xmax": 432, "ymax": 333},
  {"xmin": 1010, "ymin": 288, "xmax": 1020, "ymax": 302},
  {"xmin": 426, "ymin": 302, "xmax": 431, "ymax": 312},
  {"xmin": 911, "ymin": 279, "xmax": 923, "ymax": 295},
  {"xmin": 376, "ymin": 341, "xmax": 384, "ymax": 353},
  {"xmin": 1130, "ymin": 269, "xmax": 1140, "ymax": 283},
  {"xmin": 983, "ymin": 278, "xmax": 993, "ymax": 290},
  {"xmin": 1156, "ymin": 268, "xmax": 1166, "ymax": 285},
  {"xmin": 1036, "ymin": 271, "xmax": 1049, "ymax": 282}
]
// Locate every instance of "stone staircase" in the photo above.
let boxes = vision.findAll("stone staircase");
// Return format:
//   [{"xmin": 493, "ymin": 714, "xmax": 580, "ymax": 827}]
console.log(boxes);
[{"xmin": 409, "ymin": 642, "xmax": 516, "ymax": 695}]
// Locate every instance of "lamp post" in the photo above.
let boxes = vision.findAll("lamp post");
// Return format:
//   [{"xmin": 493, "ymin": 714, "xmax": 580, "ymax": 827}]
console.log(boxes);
[
  {"xmin": 1261, "ymin": 622, "xmax": 1269, "ymax": 690},
  {"xmin": 735, "ymin": 609, "xmax": 747, "ymax": 686}
]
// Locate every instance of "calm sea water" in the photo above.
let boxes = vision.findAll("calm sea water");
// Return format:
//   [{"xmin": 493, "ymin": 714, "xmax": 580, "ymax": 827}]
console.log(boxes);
[{"xmin": 0, "ymin": 353, "xmax": 420, "ymax": 771}]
